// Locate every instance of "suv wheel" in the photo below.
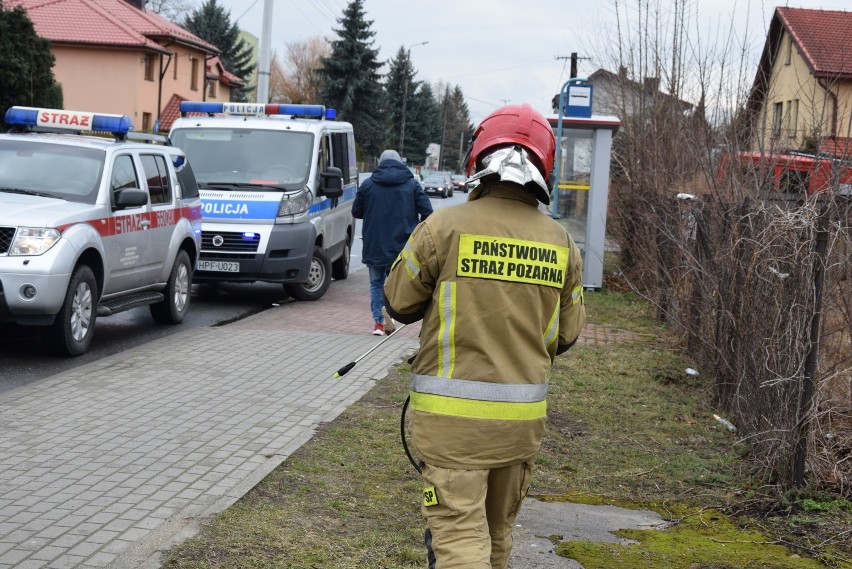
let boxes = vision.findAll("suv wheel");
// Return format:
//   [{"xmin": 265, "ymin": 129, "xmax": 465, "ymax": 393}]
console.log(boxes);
[
  {"xmin": 285, "ymin": 246, "xmax": 332, "ymax": 301},
  {"xmin": 151, "ymin": 250, "xmax": 192, "ymax": 324},
  {"xmin": 45, "ymin": 265, "xmax": 97, "ymax": 356},
  {"xmin": 331, "ymin": 238, "xmax": 351, "ymax": 280}
]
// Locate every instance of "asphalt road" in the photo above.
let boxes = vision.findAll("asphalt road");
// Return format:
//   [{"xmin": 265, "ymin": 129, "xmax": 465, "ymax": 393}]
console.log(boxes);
[
  {"xmin": 0, "ymin": 282, "xmax": 290, "ymax": 393},
  {"xmin": 0, "ymin": 190, "xmax": 465, "ymax": 393}
]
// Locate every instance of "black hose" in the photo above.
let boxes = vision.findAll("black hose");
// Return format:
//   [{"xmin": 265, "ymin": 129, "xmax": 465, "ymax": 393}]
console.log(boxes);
[{"xmin": 400, "ymin": 395, "xmax": 422, "ymax": 474}]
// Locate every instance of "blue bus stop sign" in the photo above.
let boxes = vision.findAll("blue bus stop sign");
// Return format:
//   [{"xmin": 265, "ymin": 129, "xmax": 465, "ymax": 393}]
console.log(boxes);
[{"xmin": 564, "ymin": 82, "xmax": 593, "ymax": 118}]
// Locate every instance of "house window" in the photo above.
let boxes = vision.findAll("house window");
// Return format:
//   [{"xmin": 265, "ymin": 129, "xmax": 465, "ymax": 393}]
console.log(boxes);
[
  {"xmin": 208, "ymin": 79, "xmax": 217, "ymax": 99},
  {"xmin": 785, "ymin": 34, "xmax": 792, "ymax": 65},
  {"xmin": 144, "ymin": 54, "xmax": 156, "ymax": 81},
  {"xmin": 142, "ymin": 112, "xmax": 151, "ymax": 131},
  {"xmin": 789, "ymin": 99, "xmax": 799, "ymax": 139},
  {"xmin": 773, "ymin": 102, "xmax": 783, "ymax": 137},
  {"xmin": 191, "ymin": 58, "xmax": 199, "ymax": 91}
]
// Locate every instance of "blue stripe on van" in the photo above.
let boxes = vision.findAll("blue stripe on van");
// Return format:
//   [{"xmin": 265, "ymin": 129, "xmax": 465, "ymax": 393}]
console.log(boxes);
[
  {"xmin": 201, "ymin": 199, "xmax": 280, "ymax": 220},
  {"xmin": 202, "ymin": 185, "xmax": 355, "ymax": 220},
  {"xmin": 308, "ymin": 185, "xmax": 356, "ymax": 214}
]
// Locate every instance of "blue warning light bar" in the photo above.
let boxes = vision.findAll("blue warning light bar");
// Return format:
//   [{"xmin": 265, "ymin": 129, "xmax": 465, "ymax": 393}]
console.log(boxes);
[
  {"xmin": 179, "ymin": 102, "xmax": 335, "ymax": 120},
  {"xmin": 4, "ymin": 106, "xmax": 133, "ymax": 134}
]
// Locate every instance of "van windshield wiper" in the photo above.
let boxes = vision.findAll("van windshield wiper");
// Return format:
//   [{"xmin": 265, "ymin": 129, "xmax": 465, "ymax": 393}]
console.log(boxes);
[
  {"xmin": 199, "ymin": 182, "xmax": 288, "ymax": 191},
  {"xmin": 0, "ymin": 187, "xmax": 58, "ymax": 198}
]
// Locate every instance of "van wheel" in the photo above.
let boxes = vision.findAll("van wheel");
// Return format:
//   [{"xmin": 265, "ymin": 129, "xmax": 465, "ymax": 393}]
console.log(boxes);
[
  {"xmin": 331, "ymin": 239, "xmax": 351, "ymax": 280},
  {"xmin": 151, "ymin": 250, "xmax": 192, "ymax": 324},
  {"xmin": 285, "ymin": 246, "xmax": 331, "ymax": 301},
  {"xmin": 45, "ymin": 265, "xmax": 97, "ymax": 357}
]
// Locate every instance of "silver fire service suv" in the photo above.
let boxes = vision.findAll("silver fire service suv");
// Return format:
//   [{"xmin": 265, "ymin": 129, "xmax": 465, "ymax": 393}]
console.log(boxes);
[
  {"xmin": 169, "ymin": 102, "xmax": 356, "ymax": 300},
  {"xmin": 0, "ymin": 106, "xmax": 202, "ymax": 356}
]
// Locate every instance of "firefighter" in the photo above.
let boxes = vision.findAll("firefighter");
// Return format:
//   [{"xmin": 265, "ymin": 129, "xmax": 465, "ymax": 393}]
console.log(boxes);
[{"xmin": 384, "ymin": 103, "xmax": 586, "ymax": 569}]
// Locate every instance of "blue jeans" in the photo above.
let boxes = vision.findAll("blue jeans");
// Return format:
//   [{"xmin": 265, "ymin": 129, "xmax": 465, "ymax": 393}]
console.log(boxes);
[{"xmin": 368, "ymin": 265, "xmax": 390, "ymax": 323}]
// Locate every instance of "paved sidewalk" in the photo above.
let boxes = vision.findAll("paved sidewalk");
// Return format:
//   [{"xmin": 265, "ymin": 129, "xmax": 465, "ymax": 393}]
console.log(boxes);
[
  {"xmin": 0, "ymin": 267, "xmax": 641, "ymax": 569},
  {"xmin": 0, "ymin": 269, "xmax": 421, "ymax": 569}
]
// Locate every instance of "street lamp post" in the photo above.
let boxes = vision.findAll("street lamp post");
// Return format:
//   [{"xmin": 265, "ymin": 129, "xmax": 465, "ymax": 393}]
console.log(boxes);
[{"xmin": 399, "ymin": 41, "xmax": 428, "ymax": 155}]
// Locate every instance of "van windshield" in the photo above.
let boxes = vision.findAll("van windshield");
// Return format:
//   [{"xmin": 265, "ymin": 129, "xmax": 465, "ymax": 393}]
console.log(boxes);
[{"xmin": 170, "ymin": 128, "xmax": 313, "ymax": 189}]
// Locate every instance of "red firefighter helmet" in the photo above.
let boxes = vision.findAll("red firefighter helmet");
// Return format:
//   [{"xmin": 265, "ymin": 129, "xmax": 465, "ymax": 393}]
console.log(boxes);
[{"xmin": 464, "ymin": 104, "xmax": 555, "ymax": 179}]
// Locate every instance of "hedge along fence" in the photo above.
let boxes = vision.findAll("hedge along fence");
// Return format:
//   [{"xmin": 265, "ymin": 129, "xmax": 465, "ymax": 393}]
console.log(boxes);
[{"xmin": 615, "ymin": 187, "xmax": 851, "ymax": 495}]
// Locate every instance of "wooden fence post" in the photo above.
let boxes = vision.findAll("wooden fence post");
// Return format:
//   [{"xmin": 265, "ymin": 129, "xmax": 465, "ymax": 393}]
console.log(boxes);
[{"xmin": 793, "ymin": 207, "xmax": 828, "ymax": 487}]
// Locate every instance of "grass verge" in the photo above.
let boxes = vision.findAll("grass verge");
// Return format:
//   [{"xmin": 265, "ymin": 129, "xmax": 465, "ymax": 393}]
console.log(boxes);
[{"xmin": 161, "ymin": 284, "xmax": 851, "ymax": 569}]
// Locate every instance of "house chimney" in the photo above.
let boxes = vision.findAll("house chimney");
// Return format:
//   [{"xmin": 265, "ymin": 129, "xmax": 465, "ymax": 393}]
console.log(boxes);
[
  {"xmin": 618, "ymin": 66, "xmax": 627, "ymax": 79},
  {"xmin": 125, "ymin": 0, "xmax": 146, "ymax": 9},
  {"xmin": 643, "ymin": 77, "xmax": 660, "ymax": 92}
]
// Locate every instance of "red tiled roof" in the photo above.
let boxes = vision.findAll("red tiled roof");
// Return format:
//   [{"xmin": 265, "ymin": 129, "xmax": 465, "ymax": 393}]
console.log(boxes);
[
  {"xmin": 157, "ymin": 93, "xmax": 186, "ymax": 132},
  {"xmin": 206, "ymin": 56, "xmax": 244, "ymax": 87},
  {"xmin": 746, "ymin": 7, "xmax": 852, "ymax": 121},
  {"xmin": 159, "ymin": 93, "xmax": 211, "ymax": 132},
  {"xmin": 777, "ymin": 7, "xmax": 852, "ymax": 78},
  {"xmin": 8, "ymin": 0, "xmax": 218, "ymax": 54}
]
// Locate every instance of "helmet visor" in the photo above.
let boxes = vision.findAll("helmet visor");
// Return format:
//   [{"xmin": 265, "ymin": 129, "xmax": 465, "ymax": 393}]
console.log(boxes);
[{"xmin": 467, "ymin": 145, "xmax": 551, "ymax": 204}]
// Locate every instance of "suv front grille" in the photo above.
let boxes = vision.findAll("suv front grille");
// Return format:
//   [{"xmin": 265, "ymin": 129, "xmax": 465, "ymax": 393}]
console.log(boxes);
[
  {"xmin": 0, "ymin": 227, "xmax": 15, "ymax": 255},
  {"xmin": 201, "ymin": 230, "xmax": 260, "ymax": 254}
]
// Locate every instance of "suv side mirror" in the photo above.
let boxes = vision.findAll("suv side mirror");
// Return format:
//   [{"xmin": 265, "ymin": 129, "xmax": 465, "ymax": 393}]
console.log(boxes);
[
  {"xmin": 114, "ymin": 187, "xmax": 149, "ymax": 210},
  {"xmin": 320, "ymin": 166, "xmax": 344, "ymax": 199}
]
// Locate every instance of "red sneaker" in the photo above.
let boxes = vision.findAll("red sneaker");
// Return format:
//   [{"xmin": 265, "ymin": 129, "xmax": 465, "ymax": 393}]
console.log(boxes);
[{"xmin": 372, "ymin": 323, "xmax": 385, "ymax": 336}]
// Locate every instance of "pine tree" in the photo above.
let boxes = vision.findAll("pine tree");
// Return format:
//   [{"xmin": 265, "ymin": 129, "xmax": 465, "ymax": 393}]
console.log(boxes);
[
  {"xmin": 403, "ymin": 82, "xmax": 441, "ymax": 166},
  {"xmin": 383, "ymin": 46, "xmax": 409, "ymax": 152},
  {"xmin": 435, "ymin": 85, "xmax": 475, "ymax": 173},
  {"xmin": 444, "ymin": 86, "xmax": 474, "ymax": 173},
  {"xmin": 319, "ymin": 0, "xmax": 386, "ymax": 160},
  {"xmin": 0, "ymin": 1, "xmax": 62, "ymax": 126},
  {"xmin": 182, "ymin": 0, "xmax": 255, "ymax": 102}
]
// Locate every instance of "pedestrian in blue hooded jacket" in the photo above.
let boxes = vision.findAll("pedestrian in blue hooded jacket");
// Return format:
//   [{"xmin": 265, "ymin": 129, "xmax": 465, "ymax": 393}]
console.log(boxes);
[{"xmin": 353, "ymin": 149, "xmax": 433, "ymax": 336}]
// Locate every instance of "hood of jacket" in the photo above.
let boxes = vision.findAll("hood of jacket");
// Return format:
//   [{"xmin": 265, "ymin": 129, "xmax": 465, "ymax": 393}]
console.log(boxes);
[{"xmin": 369, "ymin": 160, "xmax": 414, "ymax": 186}]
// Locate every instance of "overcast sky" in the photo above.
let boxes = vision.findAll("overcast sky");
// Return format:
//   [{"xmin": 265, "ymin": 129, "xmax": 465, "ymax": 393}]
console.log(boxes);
[{"xmin": 213, "ymin": 0, "xmax": 849, "ymax": 123}]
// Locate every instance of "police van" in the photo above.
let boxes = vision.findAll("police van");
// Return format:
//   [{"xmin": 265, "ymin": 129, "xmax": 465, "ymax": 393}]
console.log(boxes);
[
  {"xmin": 0, "ymin": 106, "xmax": 202, "ymax": 356},
  {"xmin": 169, "ymin": 102, "xmax": 356, "ymax": 300}
]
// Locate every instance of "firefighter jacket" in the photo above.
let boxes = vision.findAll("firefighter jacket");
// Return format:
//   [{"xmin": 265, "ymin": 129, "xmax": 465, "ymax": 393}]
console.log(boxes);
[{"xmin": 384, "ymin": 181, "xmax": 586, "ymax": 469}]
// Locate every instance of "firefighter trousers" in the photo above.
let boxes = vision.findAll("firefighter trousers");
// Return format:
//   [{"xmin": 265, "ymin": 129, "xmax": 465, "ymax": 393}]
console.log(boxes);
[{"xmin": 421, "ymin": 461, "xmax": 533, "ymax": 569}]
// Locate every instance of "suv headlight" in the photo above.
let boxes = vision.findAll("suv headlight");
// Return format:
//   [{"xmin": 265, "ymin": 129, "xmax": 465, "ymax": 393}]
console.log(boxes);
[
  {"xmin": 10, "ymin": 227, "xmax": 62, "ymax": 256},
  {"xmin": 277, "ymin": 188, "xmax": 312, "ymax": 216}
]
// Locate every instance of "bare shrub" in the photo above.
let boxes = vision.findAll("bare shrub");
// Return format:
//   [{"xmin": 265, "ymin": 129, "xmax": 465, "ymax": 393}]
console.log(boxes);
[{"xmin": 595, "ymin": 0, "xmax": 852, "ymax": 494}]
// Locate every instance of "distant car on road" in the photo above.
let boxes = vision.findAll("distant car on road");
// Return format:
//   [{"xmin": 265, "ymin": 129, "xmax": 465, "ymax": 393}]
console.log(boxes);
[
  {"xmin": 422, "ymin": 172, "xmax": 454, "ymax": 199},
  {"xmin": 452, "ymin": 174, "xmax": 469, "ymax": 193}
]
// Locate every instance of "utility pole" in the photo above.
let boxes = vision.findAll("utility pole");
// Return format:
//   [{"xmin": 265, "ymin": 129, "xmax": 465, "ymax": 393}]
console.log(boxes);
[
  {"xmin": 256, "ymin": 0, "xmax": 273, "ymax": 104},
  {"xmin": 554, "ymin": 52, "xmax": 590, "ymax": 79},
  {"xmin": 438, "ymin": 86, "xmax": 449, "ymax": 170},
  {"xmin": 399, "ymin": 41, "xmax": 428, "ymax": 155},
  {"xmin": 553, "ymin": 53, "xmax": 590, "ymax": 113},
  {"xmin": 457, "ymin": 128, "xmax": 464, "ymax": 171}
]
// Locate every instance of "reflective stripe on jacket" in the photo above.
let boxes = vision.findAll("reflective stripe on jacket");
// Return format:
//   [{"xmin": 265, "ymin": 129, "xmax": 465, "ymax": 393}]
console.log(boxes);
[
  {"xmin": 384, "ymin": 182, "xmax": 585, "ymax": 469},
  {"xmin": 411, "ymin": 374, "xmax": 548, "ymax": 420}
]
